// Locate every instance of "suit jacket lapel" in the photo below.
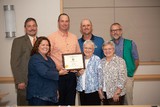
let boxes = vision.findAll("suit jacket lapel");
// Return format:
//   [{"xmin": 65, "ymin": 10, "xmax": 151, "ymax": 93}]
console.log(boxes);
[{"xmin": 24, "ymin": 35, "xmax": 32, "ymax": 51}]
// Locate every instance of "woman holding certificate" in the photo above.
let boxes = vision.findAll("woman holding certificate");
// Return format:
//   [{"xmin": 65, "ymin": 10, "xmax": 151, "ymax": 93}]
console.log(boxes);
[
  {"xmin": 27, "ymin": 37, "xmax": 59, "ymax": 105},
  {"xmin": 76, "ymin": 40, "xmax": 102, "ymax": 105}
]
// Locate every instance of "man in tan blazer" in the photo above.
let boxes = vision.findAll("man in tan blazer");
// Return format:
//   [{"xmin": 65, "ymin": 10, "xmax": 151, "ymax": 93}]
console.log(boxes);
[{"xmin": 10, "ymin": 18, "xmax": 38, "ymax": 106}]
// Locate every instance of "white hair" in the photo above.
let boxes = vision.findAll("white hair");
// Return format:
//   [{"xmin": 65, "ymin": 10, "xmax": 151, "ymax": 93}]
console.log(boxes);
[
  {"xmin": 83, "ymin": 40, "xmax": 95, "ymax": 48},
  {"xmin": 102, "ymin": 41, "xmax": 115, "ymax": 50}
]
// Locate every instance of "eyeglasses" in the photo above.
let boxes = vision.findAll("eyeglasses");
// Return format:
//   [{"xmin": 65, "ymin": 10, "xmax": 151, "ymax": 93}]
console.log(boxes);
[
  {"xmin": 110, "ymin": 29, "xmax": 121, "ymax": 32},
  {"xmin": 84, "ymin": 47, "xmax": 93, "ymax": 51},
  {"xmin": 103, "ymin": 48, "xmax": 114, "ymax": 51}
]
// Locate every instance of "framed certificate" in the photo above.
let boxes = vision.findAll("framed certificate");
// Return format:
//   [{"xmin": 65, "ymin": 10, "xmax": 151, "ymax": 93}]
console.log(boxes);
[{"xmin": 62, "ymin": 53, "xmax": 85, "ymax": 70}]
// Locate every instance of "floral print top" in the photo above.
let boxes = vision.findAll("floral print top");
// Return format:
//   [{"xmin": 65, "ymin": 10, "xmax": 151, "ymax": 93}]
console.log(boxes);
[{"xmin": 100, "ymin": 54, "xmax": 127, "ymax": 99}]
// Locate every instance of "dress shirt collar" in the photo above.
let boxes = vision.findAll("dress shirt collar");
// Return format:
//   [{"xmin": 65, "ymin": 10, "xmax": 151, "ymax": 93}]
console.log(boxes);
[
  {"xmin": 81, "ymin": 34, "xmax": 95, "ymax": 42},
  {"xmin": 113, "ymin": 36, "xmax": 124, "ymax": 45},
  {"xmin": 106, "ymin": 54, "xmax": 117, "ymax": 63},
  {"xmin": 28, "ymin": 35, "xmax": 37, "ymax": 46}
]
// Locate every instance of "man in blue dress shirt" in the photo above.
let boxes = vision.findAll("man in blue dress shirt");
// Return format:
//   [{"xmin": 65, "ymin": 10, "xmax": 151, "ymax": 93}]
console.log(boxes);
[{"xmin": 78, "ymin": 19, "xmax": 104, "ymax": 59}]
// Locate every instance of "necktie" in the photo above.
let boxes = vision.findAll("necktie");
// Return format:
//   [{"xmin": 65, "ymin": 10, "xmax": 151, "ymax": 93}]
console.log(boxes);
[{"xmin": 33, "ymin": 37, "xmax": 36, "ymax": 46}]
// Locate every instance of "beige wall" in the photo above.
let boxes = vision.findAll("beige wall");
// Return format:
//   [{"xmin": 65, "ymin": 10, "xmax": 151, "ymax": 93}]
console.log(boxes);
[
  {"xmin": 133, "ymin": 66, "xmax": 160, "ymax": 105},
  {"xmin": 0, "ymin": 0, "xmax": 60, "ymax": 105},
  {"xmin": 63, "ymin": 0, "xmax": 160, "ymax": 61},
  {"xmin": 63, "ymin": 0, "xmax": 160, "ymax": 105},
  {"xmin": 0, "ymin": 0, "xmax": 60, "ymax": 76},
  {"xmin": 0, "ymin": 0, "xmax": 160, "ymax": 106}
]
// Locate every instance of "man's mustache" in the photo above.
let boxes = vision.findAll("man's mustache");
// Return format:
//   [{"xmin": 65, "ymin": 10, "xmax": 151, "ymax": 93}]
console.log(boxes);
[
  {"xmin": 29, "ymin": 29, "xmax": 36, "ymax": 32},
  {"xmin": 84, "ymin": 28, "xmax": 89, "ymax": 30}
]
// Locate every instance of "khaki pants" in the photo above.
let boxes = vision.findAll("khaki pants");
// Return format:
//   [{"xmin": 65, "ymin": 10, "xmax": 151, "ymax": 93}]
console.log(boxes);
[{"xmin": 124, "ymin": 77, "xmax": 134, "ymax": 105}]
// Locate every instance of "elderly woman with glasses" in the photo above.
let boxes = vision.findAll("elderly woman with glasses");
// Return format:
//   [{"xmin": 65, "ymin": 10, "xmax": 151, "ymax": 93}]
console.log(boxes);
[
  {"xmin": 98, "ymin": 41, "xmax": 127, "ymax": 105},
  {"xmin": 76, "ymin": 40, "xmax": 102, "ymax": 105}
]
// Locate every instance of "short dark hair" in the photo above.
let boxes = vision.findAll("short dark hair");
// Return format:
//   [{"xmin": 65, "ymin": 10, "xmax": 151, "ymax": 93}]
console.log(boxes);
[
  {"xmin": 24, "ymin": 17, "xmax": 37, "ymax": 27},
  {"xmin": 30, "ymin": 36, "xmax": 51, "ymax": 56},
  {"xmin": 58, "ymin": 13, "xmax": 70, "ymax": 22}
]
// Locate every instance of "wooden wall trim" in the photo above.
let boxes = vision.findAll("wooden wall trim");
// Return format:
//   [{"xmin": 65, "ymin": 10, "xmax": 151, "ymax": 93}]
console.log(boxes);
[
  {"xmin": 134, "ymin": 74, "xmax": 160, "ymax": 81},
  {"xmin": 60, "ymin": 0, "xmax": 63, "ymax": 13},
  {"xmin": 0, "ymin": 77, "xmax": 14, "ymax": 84},
  {"xmin": 0, "ymin": 74, "xmax": 160, "ymax": 83},
  {"xmin": 140, "ymin": 61, "xmax": 160, "ymax": 65}
]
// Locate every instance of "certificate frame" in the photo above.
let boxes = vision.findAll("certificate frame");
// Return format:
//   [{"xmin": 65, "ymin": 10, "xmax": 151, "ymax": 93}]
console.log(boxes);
[{"xmin": 62, "ymin": 53, "xmax": 85, "ymax": 70}]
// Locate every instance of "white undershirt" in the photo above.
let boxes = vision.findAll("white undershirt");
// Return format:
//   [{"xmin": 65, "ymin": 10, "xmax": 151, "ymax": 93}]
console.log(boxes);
[
  {"xmin": 82, "ymin": 58, "xmax": 90, "ymax": 90},
  {"xmin": 28, "ymin": 35, "xmax": 36, "ymax": 46}
]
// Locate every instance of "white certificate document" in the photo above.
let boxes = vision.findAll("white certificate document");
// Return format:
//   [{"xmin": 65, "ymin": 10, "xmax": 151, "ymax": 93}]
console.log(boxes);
[{"xmin": 62, "ymin": 53, "xmax": 85, "ymax": 70}]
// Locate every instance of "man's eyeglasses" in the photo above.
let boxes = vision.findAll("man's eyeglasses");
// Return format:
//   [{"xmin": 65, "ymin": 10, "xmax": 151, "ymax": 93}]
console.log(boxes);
[{"xmin": 110, "ymin": 29, "xmax": 121, "ymax": 32}]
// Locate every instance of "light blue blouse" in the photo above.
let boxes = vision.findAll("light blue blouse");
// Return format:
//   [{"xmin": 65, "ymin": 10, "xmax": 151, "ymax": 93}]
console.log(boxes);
[{"xmin": 76, "ymin": 54, "xmax": 103, "ymax": 93}]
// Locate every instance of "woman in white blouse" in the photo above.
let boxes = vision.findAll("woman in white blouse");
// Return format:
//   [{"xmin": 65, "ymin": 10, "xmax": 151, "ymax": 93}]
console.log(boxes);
[
  {"xmin": 76, "ymin": 40, "xmax": 102, "ymax": 105},
  {"xmin": 99, "ymin": 41, "xmax": 127, "ymax": 105}
]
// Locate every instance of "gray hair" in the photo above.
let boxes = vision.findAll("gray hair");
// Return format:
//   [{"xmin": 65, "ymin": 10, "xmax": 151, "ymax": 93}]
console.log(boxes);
[
  {"xmin": 110, "ymin": 22, "xmax": 122, "ymax": 31},
  {"xmin": 83, "ymin": 40, "xmax": 95, "ymax": 48},
  {"xmin": 102, "ymin": 41, "xmax": 115, "ymax": 50}
]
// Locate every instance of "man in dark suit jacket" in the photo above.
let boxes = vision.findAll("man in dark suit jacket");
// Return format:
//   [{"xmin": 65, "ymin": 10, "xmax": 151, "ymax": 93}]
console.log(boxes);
[{"xmin": 10, "ymin": 18, "xmax": 38, "ymax": 106}]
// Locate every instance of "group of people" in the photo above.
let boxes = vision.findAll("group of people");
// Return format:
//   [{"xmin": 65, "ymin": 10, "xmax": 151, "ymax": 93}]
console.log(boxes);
[{"xmin": 10, "ymin": 13, "xmax": 139, "ymax": 106}]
